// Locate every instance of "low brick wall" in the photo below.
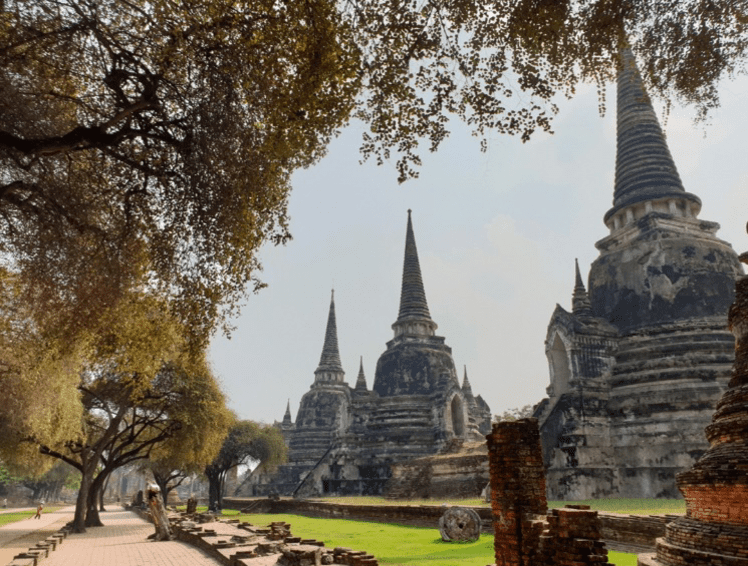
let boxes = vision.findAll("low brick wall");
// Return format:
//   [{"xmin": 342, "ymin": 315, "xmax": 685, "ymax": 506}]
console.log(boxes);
[
  {"xmin": 598, "ymin": 513, "xmax": 675, "ymax": 549},
  {"xmin": 223, "ymin": 497, "xmax": 494, "ymax": 532},
  {"xmin": 222, "ymin": 497, "xmax": 680, "ymax": 552}
]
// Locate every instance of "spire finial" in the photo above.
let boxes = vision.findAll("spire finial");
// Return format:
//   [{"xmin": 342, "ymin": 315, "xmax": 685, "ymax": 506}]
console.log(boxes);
[
  {"xmin": 282, "ymin": 399, "xmax": 293, "ymax": 426},
  {"xmin": 355, "ymin": 356, "xmax": 368, "ymax": 391},
  {"xmin": 572, "ymin": 259, "xmax": 593, "ymax": 317},
  {"xmin": 462, "ymin": 365, "xmax": 474, "ymax": 396},
  {"xmin": 315, "ymin": 291, "xmax": 344, "ymax": 379},
  {"xmin": 605, "ymin": 49, "xmax": 700, "ymax": 226},
  {"xmin": 575, "ymin": 258, "xmax": 584, "ymax": 288},
  {"xmin": 394, "ymin": 210, "xmax": 436, "ymax": 330}
]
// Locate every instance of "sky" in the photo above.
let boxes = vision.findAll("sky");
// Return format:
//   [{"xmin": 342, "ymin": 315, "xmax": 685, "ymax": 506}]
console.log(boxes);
[{"xmin": 209, "ymin": 72, "xmax": 748, "ymax": 426}]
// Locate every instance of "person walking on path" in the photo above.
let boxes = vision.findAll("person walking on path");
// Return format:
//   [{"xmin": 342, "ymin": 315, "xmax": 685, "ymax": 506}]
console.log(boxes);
[{"xmin": 33, "ymin": 503, "xmax": 43, "ymax": 519}]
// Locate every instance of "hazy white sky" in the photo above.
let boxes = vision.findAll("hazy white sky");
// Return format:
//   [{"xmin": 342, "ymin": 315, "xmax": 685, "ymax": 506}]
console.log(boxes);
[{"xmin": 209, "ymin": 75, "xmax": 748, "ymax": 425}]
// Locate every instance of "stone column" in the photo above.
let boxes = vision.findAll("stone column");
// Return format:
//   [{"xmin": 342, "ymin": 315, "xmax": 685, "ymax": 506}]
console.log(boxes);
[
  {"xmin": 639, "ymin": 243, "xmax": 748, "ymax": 566},
  {"xmin": 487, "ymin": 418, "xmax": 547, "ymax": 566}
]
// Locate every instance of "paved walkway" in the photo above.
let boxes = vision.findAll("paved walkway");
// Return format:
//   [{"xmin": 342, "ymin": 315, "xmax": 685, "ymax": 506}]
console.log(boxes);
[
  {"xmin": 0, "ymin": 506, "xmax": 76, "ymax": 565},
  {"xmin": 36, "ymin": 509, "xmax": 221, "ymax": 566}
]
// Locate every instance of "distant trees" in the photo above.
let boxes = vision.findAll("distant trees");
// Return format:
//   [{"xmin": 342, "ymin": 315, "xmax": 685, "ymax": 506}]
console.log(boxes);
[
  {"xmin": 20, "ymin": 462, "xmax": 79, "ymax": 503},
  {"xmin": 205, "ymin": 421, "xmax": 287, "ymax": 512},
  {"xmin": 494, "ymin": 404, "xmax": 536, "ymax": 423}
]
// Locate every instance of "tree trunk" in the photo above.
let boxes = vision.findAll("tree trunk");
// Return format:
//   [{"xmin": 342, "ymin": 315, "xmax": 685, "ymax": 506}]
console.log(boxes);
[
  {"xmin": 99, "ymin": 474, "xmax": 110, "ymax": 511},
  {"xmin": 85, "ymin": 489, "xmax": 103, "ymax": 526},
  {"xmin": 147, "ymin": 489, "xmax": 172, "ymax": 541},
  {"xmin": 153, "ymin": 471, "xmax": 170, "ymax": 508},
  {"xmin": 85, "ymin": 470, "xmax": 108, "ymax": 527},
  {"xmin": 206, "ymin": 468, "xmax": 222, "ymax": 513},
  {"xmin": 72, "ymin": 471, "xmax": 91, "ymax": 533}
]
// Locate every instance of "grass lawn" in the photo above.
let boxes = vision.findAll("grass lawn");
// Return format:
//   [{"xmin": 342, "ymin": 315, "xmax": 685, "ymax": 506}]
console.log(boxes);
[
  {"xmin": 315, "ymin": 496, "xmax": 685, "ymax": 516},
  {"xmin": 0, "ymin": 507, "xmax": 62, "ymax": 526},
  {"xmin": 225, "ymin": 510, "xmax": 639, "ymax": 566}
]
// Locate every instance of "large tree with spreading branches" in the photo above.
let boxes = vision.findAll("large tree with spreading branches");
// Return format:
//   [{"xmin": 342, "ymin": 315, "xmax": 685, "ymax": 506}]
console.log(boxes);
[
  {"xmin": 1, "ymin": 0, "xmax": 744, "ymax": 347},
  {"xmin": 0, "ymin": 290, "xmax": 232, "ymax": 533}
]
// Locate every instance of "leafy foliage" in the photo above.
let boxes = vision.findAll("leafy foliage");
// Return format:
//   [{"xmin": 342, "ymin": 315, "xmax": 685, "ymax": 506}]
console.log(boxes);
[
  {"xmin": 494, "ymin": 404, "xmax": 535, "ymax": 422},
  {"xmin": 1, "ymin": 290, "xmax": 231, "ymax": 532},
  {"xmin": 348, "ymin": 0, "xmax": 747, "ymax": 180},
  {"xmin": 205, "ymin": 420, "xmax": 287, "ymax": 511},
  {"xmin": 0, "ymin": 0, "xmax": 360, "ymax": 346},
  {"xmin": 0, "ymin": 0, "xmax": 745, "ymax": 350}
]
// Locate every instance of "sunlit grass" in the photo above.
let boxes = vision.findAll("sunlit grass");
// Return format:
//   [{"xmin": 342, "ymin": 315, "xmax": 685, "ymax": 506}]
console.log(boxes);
[
  {"xmin": 185, "ymin": 500, "xmax": 666, "ymax": 565},
  {"xmin": 0, "ymin": 507, "xmax": 62, "ymax": 526},
  {"xmin": 314, "ymin": 496, "xmax": 685, "ymax": 516},
  {"xmin": 316, "ymin": 496, "xmax": 488, "ymax": 507},
  {"xmin": 233, "ymin": 512, "xmax": 638, "ymax": 566}
]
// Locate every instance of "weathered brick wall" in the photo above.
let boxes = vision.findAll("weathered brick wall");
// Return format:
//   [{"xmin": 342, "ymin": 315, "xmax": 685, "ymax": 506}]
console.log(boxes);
[
  {"xmin": 539, "ymin": 507, "xmax": 612, "ymax": 566},
  {"xmin": 486, "ymin": 418, "xmax": 547, "ymax": 566}
]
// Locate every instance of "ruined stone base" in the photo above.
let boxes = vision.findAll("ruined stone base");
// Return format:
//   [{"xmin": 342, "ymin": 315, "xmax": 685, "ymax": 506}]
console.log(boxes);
[{"xmin": 637, "ymin": 519, "xmax": 748, "ymax": 566}]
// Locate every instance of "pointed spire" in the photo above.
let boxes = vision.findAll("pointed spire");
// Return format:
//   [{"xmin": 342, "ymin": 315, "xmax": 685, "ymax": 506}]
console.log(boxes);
[
  {"xmin": 282, "ymin": 399, "xmax": 293, "ymax": 426},
  {"xmin": 315, "ymin": 290, "xmax": 345, "ymax": 380},
  {"xmin": 462, "ymin": 366, "xmax": 474, "ymax": 397},
  {"xmin": 605, "ymin": 49, "xmax": 701, "ymax": 226},
  {"xmin": 355, "ymin": 356, "xmax": 368, "ymax": 391},
  {"xmin": 392, "ymin": 210, "xmax": 437, "ymax": 337},
  {"xmin": 572, "ymin": 259, "xmax": 593, "ymax": 317}
]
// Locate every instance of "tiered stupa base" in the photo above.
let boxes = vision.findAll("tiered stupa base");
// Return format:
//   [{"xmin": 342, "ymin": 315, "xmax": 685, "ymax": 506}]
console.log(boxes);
[{"xmin": 638, "ymin": 244, "xmax": 748, "ymax": 566}]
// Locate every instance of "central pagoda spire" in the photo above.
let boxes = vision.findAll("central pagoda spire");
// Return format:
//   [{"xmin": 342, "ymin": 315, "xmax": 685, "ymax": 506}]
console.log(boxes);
[
  {"xmin": 604, "ymin": 49, "xmax": 701, "ymax": 231},
  {"xmin": 314, "ymin": 289, "xmax": 345, "ymax": 384},
  {"xmin": 392, "ymin": 210, "xmax": 437, "ymax": 338}
]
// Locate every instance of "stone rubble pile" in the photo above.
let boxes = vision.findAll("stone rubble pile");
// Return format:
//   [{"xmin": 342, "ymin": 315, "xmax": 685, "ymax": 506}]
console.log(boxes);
[{"xmin": 163, "ymin": 511, "xmax": 380, "ymax": 566}]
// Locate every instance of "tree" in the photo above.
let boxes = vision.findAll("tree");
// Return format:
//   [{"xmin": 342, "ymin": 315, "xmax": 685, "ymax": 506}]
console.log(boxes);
[
  {"xmin": 144, "ymin": 449, "xmax": 207, "ymax": 508},
  {"xmin": 1, "ymin": 1, "xmax": 744, "ymax": 351},
  {"xmin": 20, "ymin": 461, "xmax": 78, "ymax": 503},
  {"xmin": 205, "ymin": 420, "xmax": 287, "ymax": 512},
  {"xmin": 0, "ymin": 0, "xmax": 359, "ymax": 349},
  {"xmin": 1, "ymin": 291, "xmax": 232, "ymax": 533},
  {"xmin": 494, "ymin": 404, "xmax": 536, "ymax": 422}
]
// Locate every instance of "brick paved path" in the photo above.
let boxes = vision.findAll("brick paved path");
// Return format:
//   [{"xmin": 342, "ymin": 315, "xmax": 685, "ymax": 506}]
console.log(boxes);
[
  {"xmin": 0, "ymin": 506, "xmax": 75, "ymax": 565},
  {"xmin": 39, "ymin": 509, "xmax": 221, "ymax": 566}
]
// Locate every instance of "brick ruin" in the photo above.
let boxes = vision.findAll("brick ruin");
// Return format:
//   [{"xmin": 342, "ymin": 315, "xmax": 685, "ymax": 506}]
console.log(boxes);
[
  {"xmin": 638, "ymin": 240, "xmax": 748, "ymax": 566},
  {"xmin": 487, "ymin": 418, "xmax": 614, "ymax": 566}
]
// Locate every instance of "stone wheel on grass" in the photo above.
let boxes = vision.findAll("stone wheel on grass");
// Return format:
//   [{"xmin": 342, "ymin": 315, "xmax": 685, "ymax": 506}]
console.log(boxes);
[{"xmin": 438, "ymin": 507, "xmax": 481, "ymax": 542}]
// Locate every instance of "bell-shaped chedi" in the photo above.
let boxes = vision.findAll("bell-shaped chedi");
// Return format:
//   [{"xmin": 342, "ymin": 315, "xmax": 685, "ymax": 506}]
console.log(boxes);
[
  {"xmin": 639, "ymin": 230, "xmax": 748, "ymax": 565},
  {"xmin": 539, "ymin": 49, "xmax": 743, "ymax": 501},
  {"xmin": 373, "ymin": 209, "xmax": 457, "ymax": 398}
]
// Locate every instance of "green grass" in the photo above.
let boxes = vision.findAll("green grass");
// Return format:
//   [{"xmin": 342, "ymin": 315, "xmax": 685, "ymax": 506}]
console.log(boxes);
[
  {"xmin": 315, "ymin": 496, "xmax": 685, "ymax": 516},
  {"xmin": 316, "ymin": 496, "xmax": 488, "ymax": 507},
  {"xmin": 0, "ymin": 507, "xmax": 62, "ymax": 526},
  {"xmin": 185, "ymin": 500, "xmax": 668, "ymax": 565},
  {"xmin": 231, "ymin": 511, "xmax": 639, "ymax": 566}
]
